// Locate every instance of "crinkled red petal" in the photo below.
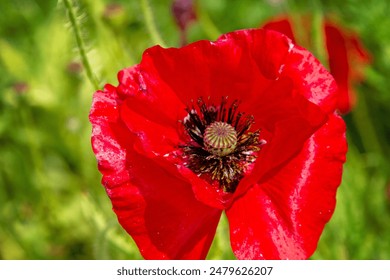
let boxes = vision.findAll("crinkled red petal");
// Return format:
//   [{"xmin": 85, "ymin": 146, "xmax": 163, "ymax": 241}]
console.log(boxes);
[
  {"xmin": 90, "ymin": 85, "xmax": 131, "ymax": 187},
  {"xmin": 262, "ymin": 16, "xmax": 339, "ymax": 113},
  {"xmin": 234, "ymin": 32, "xmax": 337, "ymax": 196},
  {"xmin": 120, "ymin": 98, "xmax": 180, "ymax": 158},
  {"xmin": 90, "ymin": 85, "xmax": 222, "ymax": 260},
  {"xmin": 142, "ymin": 38, "xmax": 258, "ymax": 105},
  {"xmin": 219, "ymin": 29, "xmax": 292, "ymax": 80},
  {"xmin": 281, "ymin": 44, "xmax": 338, "ymax": 113},
  {"xmin": 226, "ymin": 114, "xmax": 347, "ymax": 259},
  {"xmin": 117, "ymin": 65, "xmax": 186, "ymax": 127},
  {"xmin": 142, "ymin": 29, "xmax": 296, "ymax": 105},
  {"xmin": 237, "ymin": 76, "xmax": 328, "ymax": 191},
  {"xmin": 110, "ymin": 154, "xmax": 222, "ymax": 260}
]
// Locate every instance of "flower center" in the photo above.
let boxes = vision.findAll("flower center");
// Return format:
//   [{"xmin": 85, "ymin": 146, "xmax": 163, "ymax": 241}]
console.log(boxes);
[
  {"xmin": 180, "ymin": 96, "xmax": 266, "ymax": 193},
  {"xmin": 204, "ymin": 121, "xmax": 237, "ymax": 156}
]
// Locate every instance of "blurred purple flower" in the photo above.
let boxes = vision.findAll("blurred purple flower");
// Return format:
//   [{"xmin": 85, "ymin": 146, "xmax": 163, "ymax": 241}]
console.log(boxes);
[{"xmin": 171, "ymin": 0, "xmax": 196, "ymax": 46}]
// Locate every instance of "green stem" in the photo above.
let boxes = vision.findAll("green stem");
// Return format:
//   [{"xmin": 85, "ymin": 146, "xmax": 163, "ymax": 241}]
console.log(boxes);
[
  {"xmin": 311, "ymin": 10, "xmax": 328, "ymax": 68},
  {"xmin": 140, "ymin": 0, "xmax": 166, "ymax": 47},
  {"xmin": 196, "ymin": 4, "xmax": 221, "ymax": 40},
  {"xmin": 63, "ymin": 0, "xmax": 100, "ymax": 90}
]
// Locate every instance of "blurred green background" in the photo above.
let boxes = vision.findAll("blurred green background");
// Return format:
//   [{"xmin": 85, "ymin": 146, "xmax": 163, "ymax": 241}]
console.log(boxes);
[{"xmin": 0, "ymin": 0, "xmax": 389, "ymax": 260}]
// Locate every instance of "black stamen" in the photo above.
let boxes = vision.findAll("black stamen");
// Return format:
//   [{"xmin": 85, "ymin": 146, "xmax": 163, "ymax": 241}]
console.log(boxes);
[
  {"xmin": 227, "ymin": 100, "xmax": 238, "ymax": 124},
  {"xmin": 180, "ymin": 96, "xmax": 265, "ymax": 193}
]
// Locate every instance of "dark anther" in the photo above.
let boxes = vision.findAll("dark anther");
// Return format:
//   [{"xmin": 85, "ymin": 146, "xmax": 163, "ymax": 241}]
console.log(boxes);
[{"xmin": 180, "ymin": 96, "xmax": 266, "ymax": 193}]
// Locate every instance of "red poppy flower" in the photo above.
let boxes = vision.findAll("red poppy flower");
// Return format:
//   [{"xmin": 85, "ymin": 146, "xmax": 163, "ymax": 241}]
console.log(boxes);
[
  {"xmin": 89, "ymin": 28, "xmax": 347, "ymax": 259},
  {"xmin": 262, "ymin": 16, "xmax": 371, "ymax": 114}
]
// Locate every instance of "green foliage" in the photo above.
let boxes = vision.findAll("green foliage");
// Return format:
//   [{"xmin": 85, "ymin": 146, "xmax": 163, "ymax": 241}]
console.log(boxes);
[{"xmin": 0, "ymin": 0, "xmax": 389, "ymax": 259}]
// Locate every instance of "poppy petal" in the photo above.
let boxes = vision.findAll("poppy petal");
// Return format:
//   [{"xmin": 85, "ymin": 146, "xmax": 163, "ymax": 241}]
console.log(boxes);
[
  {"xmin": 227, "ymin": 114, "xmax": 347, "ymax": 259},
  {"xmin": 262, "ymin": 18, "xmax": 296, "ymax": 43},
  {"xmin": 117, "ymin": 65, "xmax": 186, "ymax": 127},
  {"xmin": 120, "ymin": 98, "xmax": 180, "ymax": 158},
  {"xmin": 282, "ymin": 44, "xmax": 338, "ymax": 113},
  {"xmin": 324, "ymin": 24, "xmax": 351, "ymax": 114},
  {"xmin": 142, "ymin": 28, "xmax": 296, "ymax": 105},
  {"xmin": 110, "ymin": 154, "xmax": 222, "ymax": 260},
  {"xmin": 142, "ymin": 40, "xmax": 258, "ymax": 104},
  {"xmin": 237, "ymin": 76, "xmax": 328, "ymax": 194},
  {"xmin": 90, "ymin": 85, "xmax": 130, "ymax": 187},
  {"xmin": 90, "ymin": 85, "xmax": 222, "ymax": 259},
  {"xmin": 324, "ymin": 23, "xmax": 370, "ymax": 114}
]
